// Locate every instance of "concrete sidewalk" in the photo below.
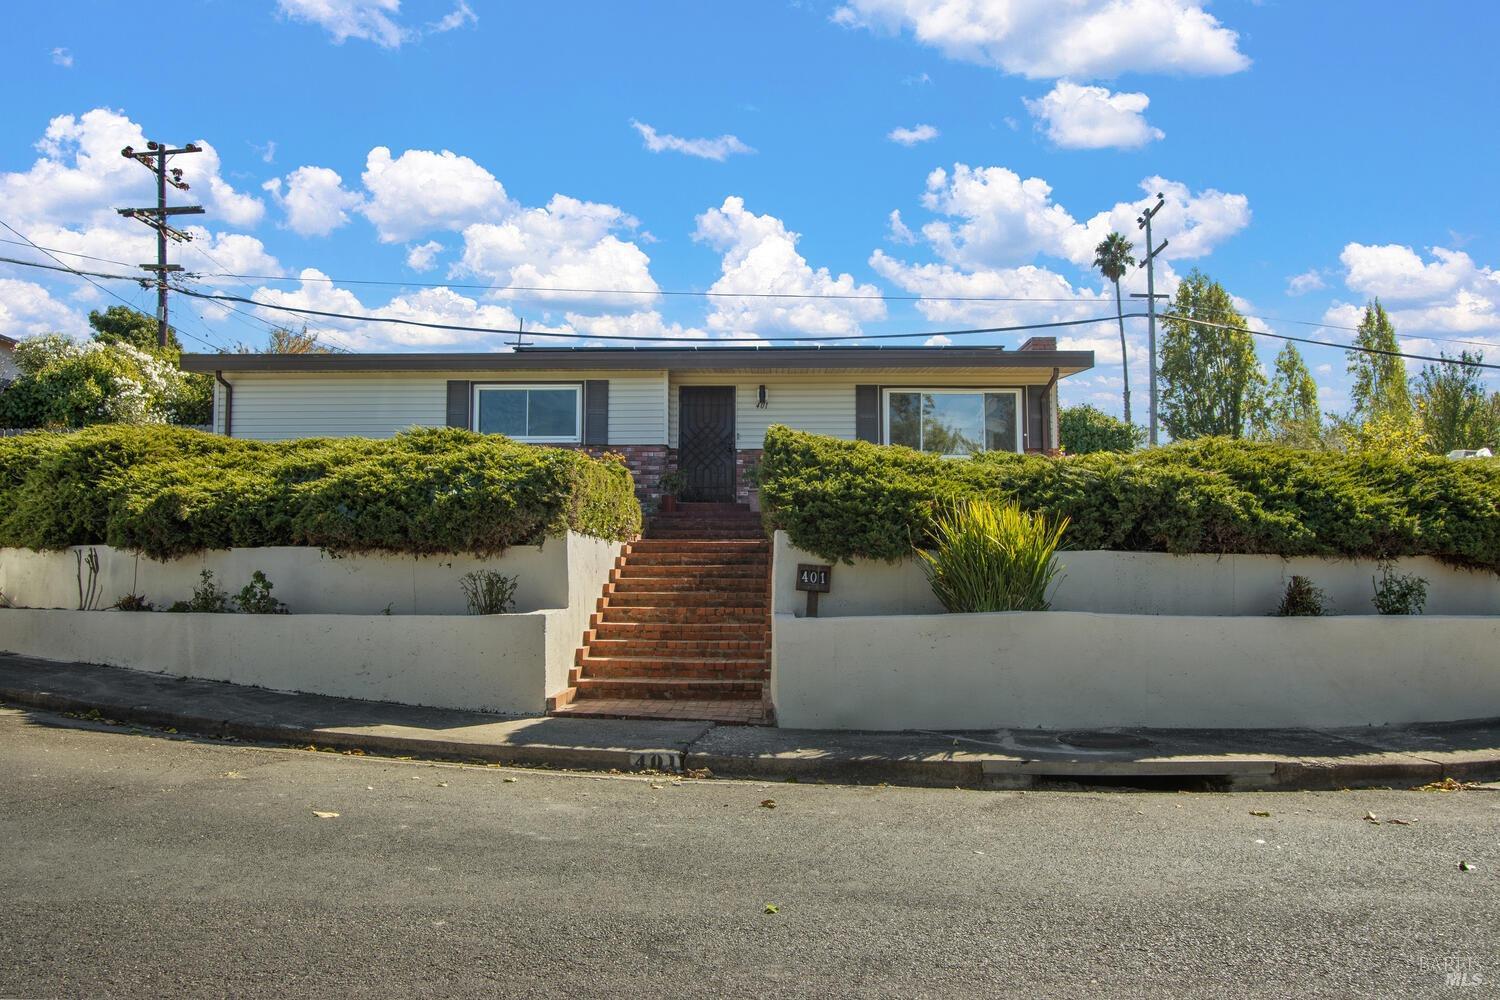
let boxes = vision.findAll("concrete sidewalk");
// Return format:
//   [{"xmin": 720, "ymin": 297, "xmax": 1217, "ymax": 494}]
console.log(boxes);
[{"xmin": 1, "ymin": 653, "xmax": 1497, "ymax": 790}]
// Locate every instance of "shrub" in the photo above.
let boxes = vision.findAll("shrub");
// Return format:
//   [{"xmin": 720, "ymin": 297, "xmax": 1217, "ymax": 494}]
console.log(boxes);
[
  {"xmin": 1373, "ymin": 565, "xmax": 1428, "ymax": 615},
  {"xmin": 0, "ymin": 335, "xmax": 207, "ymax": 429},
  {"xmin": 1059, "ymin": 405, "xmax": 1144, "ymax": 454},
  {"xmin": 916, "ymin": 500, "xmax": 1067, "ymax": 613},
  {"xmin": 460, "ymin": 570, "xmax": 518, "ymax": 615},
  {"xmin": 113, "ymin": 593, "xmax": 155, "ymax": 612},
  {"xmin": 759, "ymin": 426, "xmax": 1500, "ymax": 572},
  {"xmin": 235, "ymin": 571, "xmax": 288, "ymax": 614},
  {"xmin": 1275, "ymin": 576, "xmax": 1328, "ymax": 616},
  {"xmin": 0, "ymin": 425, "xmax": 640, "ymax": 559},
  {"xmin": 169, "ymin": 570, "xmax": 231, "ymax": 613}
]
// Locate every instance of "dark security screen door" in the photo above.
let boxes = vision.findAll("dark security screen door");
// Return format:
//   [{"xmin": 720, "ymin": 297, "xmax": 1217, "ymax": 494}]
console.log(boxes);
[{"xmin": 677, "ymin": 386, "xmax": 736, "ymax": 501}]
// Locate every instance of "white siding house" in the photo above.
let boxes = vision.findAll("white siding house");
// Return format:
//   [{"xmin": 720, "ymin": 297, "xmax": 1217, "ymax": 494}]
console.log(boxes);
[{"xmin": 186, "ymin": 342, "xmax": 1092, "ymax": 504}]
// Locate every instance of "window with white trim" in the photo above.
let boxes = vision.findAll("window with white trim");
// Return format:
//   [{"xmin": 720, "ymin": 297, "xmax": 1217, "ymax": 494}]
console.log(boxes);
[
  {"xmin": 883, "ymin": 388, "xmax": 1021, "ymax": 455},
  {"xmin": 473, "ymin": 384, "xmax": 582, "ymax": 443}
]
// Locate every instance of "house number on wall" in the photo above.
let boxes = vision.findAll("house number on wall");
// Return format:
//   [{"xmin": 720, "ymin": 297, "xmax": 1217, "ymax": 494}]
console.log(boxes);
[
  {"xmin": 795, "ymin": 563, "xmax": 831, "ymax": 617},
  {"xmin": 796, "ymin": 564, "xmax": 831, "ymax": 593}
]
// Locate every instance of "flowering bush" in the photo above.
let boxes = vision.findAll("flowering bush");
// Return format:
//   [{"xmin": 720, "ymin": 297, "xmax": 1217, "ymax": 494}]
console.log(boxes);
[{"xmin": 0, "ymin": 335, "xmax": 210, "ymax": 429}]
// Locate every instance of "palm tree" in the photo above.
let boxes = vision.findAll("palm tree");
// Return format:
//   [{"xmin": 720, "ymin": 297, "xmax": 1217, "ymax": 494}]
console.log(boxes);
[{"xmin": 1093, "ymin": 232, "xmax": 1138, "ymax": 428}]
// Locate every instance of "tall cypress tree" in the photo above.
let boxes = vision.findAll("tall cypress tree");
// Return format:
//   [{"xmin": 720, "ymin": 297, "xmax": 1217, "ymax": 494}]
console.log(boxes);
[
  {"xmin": 1158, "ymin": 269, "xmax": 1266, "ymax": 440},
  {"xmin": 1347, "ymin": 299, "xmax": 1412, "ymax": 424},
  {"xmin": 1265, "ymin": 342, "xmax": 1322, "ymax": 447}
]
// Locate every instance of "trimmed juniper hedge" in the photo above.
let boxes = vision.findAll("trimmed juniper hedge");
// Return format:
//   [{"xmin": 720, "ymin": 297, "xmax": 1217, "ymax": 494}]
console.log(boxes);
[
  {"xmin": 0, "ymin": 425, "xmax": 641, "ymax": 559},
  {"xmin": 759, "ymin": 425, "xmax": 1500, "ymax": 571}
]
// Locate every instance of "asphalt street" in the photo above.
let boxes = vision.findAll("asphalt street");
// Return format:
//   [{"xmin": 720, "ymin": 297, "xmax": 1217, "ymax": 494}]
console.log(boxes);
[{"xmin": 1, "ymin": 706, "xmax": 1496, "ymax": 999}]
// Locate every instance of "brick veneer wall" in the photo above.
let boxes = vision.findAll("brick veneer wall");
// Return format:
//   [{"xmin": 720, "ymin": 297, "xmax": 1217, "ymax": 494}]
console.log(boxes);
[
  {"xmin": 735, "ymin": 448, "xmax": 763, "ymax": 504},
  {"xmin": 578, "ymin": 445, "xmax": 670, "ymax": 507}
]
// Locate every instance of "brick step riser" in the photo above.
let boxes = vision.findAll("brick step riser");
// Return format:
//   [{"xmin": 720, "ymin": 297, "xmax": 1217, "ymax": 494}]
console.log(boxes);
[
  {"xmin": 577, "ymin": 660, "xmax": 769, "ymax": 680},
  {"xmin": 627, "ymin": 540, "xmax": 770, "ymax": 553},
  {"xmin": 610, "ymin": 579, "xmax": 767, "ymax": 594},
  {"xmin": 644, "ymin": 532, "xmax": 767, "ymax": 541},
  {"xmin": 599, "ymin": 607, "xmax": 767, "ymax": 625},
  {"xmin": 591, "ymin": 623, "xmax": 768, "ymax": 641},
  {"xmin": 615, "ymin": 560, "xmax": 768, "ymax": 575},
  {"xmin": 573, "ymin": 681, "xmax": 765, "ymax": 701},
  {"xmin": 647, "ymin": 517, "xmax": 765, "ymax": 527},
  {"xmin": 586, "ymin": 639, "xmax": 767, "ymax": 657},
  {"xmin": 603, "ymin": 594, "xmax": 769, "ymax": 609},
  {"xmin": 614, "ymin": 565, "xmax": 768, "ymax": 579}
]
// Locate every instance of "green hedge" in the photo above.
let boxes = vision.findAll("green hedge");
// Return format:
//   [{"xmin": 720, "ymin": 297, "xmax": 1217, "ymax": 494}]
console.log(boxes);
[
  {"xmin": 0, "ymin": 426, "xmax": 641, "ymax": 559},
  {"xmin": 760, "ymin": 425, "xmax": 1500, "ymax": 571}
]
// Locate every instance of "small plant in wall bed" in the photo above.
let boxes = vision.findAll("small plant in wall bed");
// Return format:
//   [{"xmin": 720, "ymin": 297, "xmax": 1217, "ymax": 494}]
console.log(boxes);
[
  {"xmin": 169, "ymin": 570, "xmax": 231, "ymax": 613},
  {"xmin": 460, "ymin": 570, "xmax": 518, "ymax": 615},
  {"xmin": 1275, "ymin": 576, "xmax": 1329, "ymax": 617},
  {"xmin": 235, "ymin": 571, "xmax": 288, "ymax": 614},
  {"xmin": 1373, "ymin": 565, "xmax": 1428, "ymax": 615}
]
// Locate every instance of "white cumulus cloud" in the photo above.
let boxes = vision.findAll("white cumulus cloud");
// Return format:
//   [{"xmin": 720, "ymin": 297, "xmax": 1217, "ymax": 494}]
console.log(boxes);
[
  {"xmin": 1023, "ymin": 81, "xmax": 1163, "ymax": 150},
  {"xmin": 1334, "ymin": 243, "xmax": 1500, "ymax": 336},
  {"xmin": 832, "ymin": 0, "xmax": 1250, "ymax": 79},
  {"xmin": 263, "ymin": 165, "xmax": 364, "ymax": 237},
  {"xmin": 693, "ymin": 196, "xmax": 887, "ymax": 337},
  {"xmin": 1286, "ymin": 268, "xmax": 1326, "ymax": 296},
  {"xmin": 275, "ymin": 0, "xmax": 477, "ymax": 47},
  {"xmin": 405, "ymin": 240, "xmax": 444, "ymax": 271},
  {"xmin": 630, "ymin": 120, "xmax": 754, "ymax": 161},
  {"xmin": 0, "ymin": 278, "xmax": 86, "ymax": 338},
  {"xmin": 888, "ymin": 124, "xmax": 939, "ymax": 146},
  {"xmin": 359, "ymin": 146, "xmax": 509, "ymax": 242}
]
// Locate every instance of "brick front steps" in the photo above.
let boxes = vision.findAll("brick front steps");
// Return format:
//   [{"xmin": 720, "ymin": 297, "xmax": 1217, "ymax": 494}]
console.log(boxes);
[{"xmin": 550, "ymin": 502, "xmax": 773, "ymax": 725}]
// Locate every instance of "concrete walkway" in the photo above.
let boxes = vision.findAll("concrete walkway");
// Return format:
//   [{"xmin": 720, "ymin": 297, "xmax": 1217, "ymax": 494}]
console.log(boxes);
[{"xmin": 2, "ymin": 654, "xmax": 1497, "ymax": 790}]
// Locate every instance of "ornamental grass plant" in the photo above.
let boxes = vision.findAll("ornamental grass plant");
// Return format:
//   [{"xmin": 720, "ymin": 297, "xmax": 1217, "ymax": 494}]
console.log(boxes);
[{"xmin": 916, "ymin": 500, "xmax": 1068, "ymax": 613}]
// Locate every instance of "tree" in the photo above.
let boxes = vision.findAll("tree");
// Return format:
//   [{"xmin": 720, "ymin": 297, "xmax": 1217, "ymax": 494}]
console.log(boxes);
[
  {"xmin": 88, "ymin": 305, "xmax": 181, "ymax": 353},
  {"xmin": 1092, "ymin": 232, "xmax": 1137, "ymax": 428},
  {"xmin": 1415, "ymin": 351, "xmax": 1499, "ymax": 453},
  {"xmin": 1059, "ymin": 404, "xmax": 1145, "ymax": 454},
  {"xmin": 0, "ymin": 334, "xmax": 207, "ymax": 428},
  {"xmin": 1158, "ymin": 270, "xmax": 1266, "ymax": 440},
  {"xmin": 1263, "ymin": 342, "xmax": 1323, "ymax": 448},
  {"xmin": 1346, "ymin": 299, "xmax": 1412, "ymax": 425},
  {"xmin": 266, "ymin": 324, "xmax": 332, "ymax": 354}
]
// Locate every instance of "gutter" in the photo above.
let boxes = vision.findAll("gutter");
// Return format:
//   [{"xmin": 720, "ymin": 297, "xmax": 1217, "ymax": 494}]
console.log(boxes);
[
  {"xmin": 1042, "ymin": 366, "xmax": 1060, "ymax": 450},
  {"xmin": 214, "ymin": 370, "xmax": 233, "ymax": 438}
]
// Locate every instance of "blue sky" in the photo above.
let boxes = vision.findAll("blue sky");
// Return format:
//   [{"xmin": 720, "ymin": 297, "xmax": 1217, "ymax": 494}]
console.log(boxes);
[{"xmin": 3, "ymin": 0, "xmax": 1498, "ymax": 415}]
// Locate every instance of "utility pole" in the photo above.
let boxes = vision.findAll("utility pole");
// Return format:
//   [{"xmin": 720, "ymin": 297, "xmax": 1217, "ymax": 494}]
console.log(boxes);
[
  {"xmin": 118, "ymin": 141, "xmax": 205, "ymax": 348},
  {"xmin": 1134, "ymin": 193, "xmax": 1169, "ymax": 446}
]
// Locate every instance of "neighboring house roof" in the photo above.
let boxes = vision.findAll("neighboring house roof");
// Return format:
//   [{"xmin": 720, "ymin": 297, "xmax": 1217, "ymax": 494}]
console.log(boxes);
[
  {"xmin": 0, "ymin": 333, "xmax": 17, "ymax": 351},
  {"xmin": 182, "ymin": 343, "xmax": 1094, "ymax": 375}
]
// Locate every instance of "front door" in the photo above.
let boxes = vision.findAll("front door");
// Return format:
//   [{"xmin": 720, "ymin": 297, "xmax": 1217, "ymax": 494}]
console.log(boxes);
[{"xmin": 677, "ymin": 386, "xmax": 736, "ymax": 502}]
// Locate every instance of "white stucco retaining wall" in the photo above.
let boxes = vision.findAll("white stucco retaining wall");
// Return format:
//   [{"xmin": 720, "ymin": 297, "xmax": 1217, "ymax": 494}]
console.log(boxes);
[
  {"xmin": 773, "ymin": 533, "xmax": 1500, "ymax": 617},
  {"xmin": 0, "ymin": 532, "xmax": 621, "ymax": 713},
  {"xmin": 0, "ymin": 533, "xmax": 621, "ymax": 617},
  {"xmin": 771, "ymin": 610, "xmax": 1500, "ymax": 731}
]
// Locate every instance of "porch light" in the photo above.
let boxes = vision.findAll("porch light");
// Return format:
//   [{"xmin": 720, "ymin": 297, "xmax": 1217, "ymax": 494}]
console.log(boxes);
[{"xmin": 757, "ymin": 384, "xmax": 768, "ymax": 409}]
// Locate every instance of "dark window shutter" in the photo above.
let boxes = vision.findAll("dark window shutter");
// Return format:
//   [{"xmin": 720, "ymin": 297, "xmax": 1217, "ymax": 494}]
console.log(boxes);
[
  {"xmin": 583, "ymin": 380, "xmax": 609, "ymax": 445},
  {"xmin": 447, "ymin": 380, "xmax": 472, "ymax": 429},
  {"xmin": 854, "ymin": 384, "xmax": 879, "ymax": 442}
]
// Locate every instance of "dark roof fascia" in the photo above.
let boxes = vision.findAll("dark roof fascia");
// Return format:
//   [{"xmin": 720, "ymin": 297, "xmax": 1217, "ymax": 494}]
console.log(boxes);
[{"xmin": 182, "ymin": 347, "xmax": 1094, "ymax": 374}]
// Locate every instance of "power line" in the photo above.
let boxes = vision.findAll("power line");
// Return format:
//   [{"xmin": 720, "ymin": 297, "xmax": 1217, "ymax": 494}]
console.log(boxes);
[
  {"xmin": 1162, "ymin": 312, "xmax": 1500, "ymax": 371},
  {"xmin": 0, "ymin": 237, "xmax": 142, "ymax": 268},
  {"xmin": 174, "ymin": 286, "xmax": 1131, "ymax": 344},
  {"xmin": 184, "ymin": 268, "xmax": 1106, "ymax": 305},
  {"xmin": 0, "ymin": 235, "xmax": 226, "ymax": 355},
  {"xmin": 117, "ymin": 140, "xmax": 205, "ymax": 348}
]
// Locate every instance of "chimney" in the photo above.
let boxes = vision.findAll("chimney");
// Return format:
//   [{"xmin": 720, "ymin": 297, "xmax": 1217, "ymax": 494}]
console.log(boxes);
[{"xmin": 1019, "ymin": 336, "xmax": 1056, "ymax": 352}]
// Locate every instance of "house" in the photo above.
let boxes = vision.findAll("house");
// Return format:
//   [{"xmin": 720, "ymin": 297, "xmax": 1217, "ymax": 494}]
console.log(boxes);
[
  {"xmin": 0, "ymin": 333, "xmax": 17, "ymax": 384},
  {"xmin": 181, "ymin": 338, "xmax": 1093, "ymax": 503}
]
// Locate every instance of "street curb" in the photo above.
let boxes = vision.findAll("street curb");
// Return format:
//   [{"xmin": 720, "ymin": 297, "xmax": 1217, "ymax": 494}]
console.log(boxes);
[
  {"xmin": 4, "ymin": 667, "xmax": 1498, "ymax": 792},
  {"xmin": 0, "ymin": 683, "xmax": 683, "ymax": 773}
]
